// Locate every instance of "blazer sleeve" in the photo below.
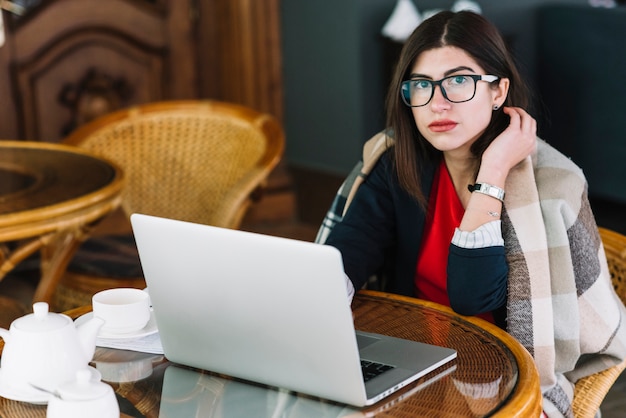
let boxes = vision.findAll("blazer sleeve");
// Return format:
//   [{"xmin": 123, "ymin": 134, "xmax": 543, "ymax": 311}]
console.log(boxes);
[
  {"xmin": 325, "ymin": 154, "xmax": 398, "ymax": 291},
  {"xmin": 447, "ymin": 244, "xmax": 508, "ymax": 316}
]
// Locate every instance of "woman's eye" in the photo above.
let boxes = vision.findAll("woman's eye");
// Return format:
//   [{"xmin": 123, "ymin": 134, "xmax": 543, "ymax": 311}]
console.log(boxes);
[
  {"xmin": 448, "ymin": 76, "xmax": 469, "ymax": 86},
  {"xmin": 412, "ymin": 80, "xmax": 431, "ymax": 90}
]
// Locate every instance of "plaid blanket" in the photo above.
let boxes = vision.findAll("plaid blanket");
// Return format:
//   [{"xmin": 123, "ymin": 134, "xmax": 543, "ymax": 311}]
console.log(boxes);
[
  {"xmin": 318, "ymin": 132, "xmax": 626, "ymax": 417},
  {"xmin": 503, "ymin": 140, "xmax": 626, "ymax": 416}
]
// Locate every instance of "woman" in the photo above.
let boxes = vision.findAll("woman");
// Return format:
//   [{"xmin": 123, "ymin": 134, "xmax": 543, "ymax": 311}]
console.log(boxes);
[{"xmin": 325, "ymin": 11, "xmax": 626, "ymax": 417}]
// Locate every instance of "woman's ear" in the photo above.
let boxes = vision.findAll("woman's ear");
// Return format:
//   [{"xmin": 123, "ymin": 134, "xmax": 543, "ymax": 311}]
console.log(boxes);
[{"xmin": 493, "ymin": 77, "xmax": 510, "ymax": 108}]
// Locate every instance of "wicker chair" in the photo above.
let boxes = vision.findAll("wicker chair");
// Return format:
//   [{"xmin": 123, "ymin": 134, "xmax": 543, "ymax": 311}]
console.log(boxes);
[
  {"xmin": 53, "ymin": 100, "xmax": 284, "ymax": 310},
  {"xmin": 572, "ymin": 227, "xmax": 626, "ymax": 417}
]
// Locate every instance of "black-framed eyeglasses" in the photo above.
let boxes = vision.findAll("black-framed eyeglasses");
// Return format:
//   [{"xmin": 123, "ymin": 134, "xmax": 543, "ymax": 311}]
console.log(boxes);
[{"xmin": 400, "ymin": 74, "xmax": 499, "ymax": 107}]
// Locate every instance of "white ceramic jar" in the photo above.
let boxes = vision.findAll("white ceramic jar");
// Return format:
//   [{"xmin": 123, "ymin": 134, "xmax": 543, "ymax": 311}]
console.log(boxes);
[{"xmin": 46, "ymin": 369, "xmax": 119, "ymax": 418}]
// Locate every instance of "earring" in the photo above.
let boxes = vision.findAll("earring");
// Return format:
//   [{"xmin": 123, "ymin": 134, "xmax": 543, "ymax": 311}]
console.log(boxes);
[{"xmin": 493, "ymin": 104, "xmax": 499, "ymax": 110}]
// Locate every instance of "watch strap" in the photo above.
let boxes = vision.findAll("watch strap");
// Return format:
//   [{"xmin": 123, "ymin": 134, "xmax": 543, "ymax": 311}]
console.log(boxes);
[{"xmin": 467, "ymin": 183, "xmax": 505, "ymax": 202}]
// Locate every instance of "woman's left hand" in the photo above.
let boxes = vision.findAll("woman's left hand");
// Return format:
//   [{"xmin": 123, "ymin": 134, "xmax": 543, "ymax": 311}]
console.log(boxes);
[{"xmin": 479, "ymin": 106, "xmax": 537, "ymax": 180}]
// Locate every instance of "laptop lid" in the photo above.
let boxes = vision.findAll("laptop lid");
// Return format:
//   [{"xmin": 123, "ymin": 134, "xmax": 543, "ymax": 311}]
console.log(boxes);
[{"xmin": 130, "ymin": 213, "xmax": 456, "ymax": 407}]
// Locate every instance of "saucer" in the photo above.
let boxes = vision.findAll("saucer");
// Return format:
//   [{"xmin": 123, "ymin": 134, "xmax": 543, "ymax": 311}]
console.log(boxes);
[
  {"xmin": 75, "ymin": 311, "xmax": 158, "ymax": 340},
  {"xmin": 95, "ymin": 354, "xmax": 163, "ymax": 383},
  {"xmin": 0, "ymin": 366, "xmax": 100, "ymax": 405}
]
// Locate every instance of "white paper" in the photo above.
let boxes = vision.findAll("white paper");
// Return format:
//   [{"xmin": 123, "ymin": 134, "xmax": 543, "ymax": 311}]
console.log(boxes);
[{"xmin": 96, "ymin": 332, "xmax": 164, "ymax": 355}]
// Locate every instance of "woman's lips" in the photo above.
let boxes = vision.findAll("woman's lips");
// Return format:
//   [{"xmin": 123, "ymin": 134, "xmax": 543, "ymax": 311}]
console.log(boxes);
[{"xmin": 428, "ymin": 120, "xmax": 458, "ymax": 132}]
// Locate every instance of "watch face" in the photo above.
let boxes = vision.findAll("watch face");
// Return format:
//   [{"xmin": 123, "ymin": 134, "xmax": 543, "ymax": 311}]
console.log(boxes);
[{"xmin": 469, "ymin": 183, "xmax": 504, "ymax": 201}]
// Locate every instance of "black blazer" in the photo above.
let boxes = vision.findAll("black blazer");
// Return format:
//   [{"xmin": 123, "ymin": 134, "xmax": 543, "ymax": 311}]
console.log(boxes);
[{"xmin": 326, "ymin": 151, "xmax": 508, "ymax": 320}]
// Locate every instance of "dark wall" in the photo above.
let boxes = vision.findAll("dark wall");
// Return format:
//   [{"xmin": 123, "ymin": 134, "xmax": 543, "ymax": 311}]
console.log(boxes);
[
  {"xmin": 281, "ymin": 0, "xmax": 397, "ymax": 175},
  {"xmin": 536, "ymin": 4, "xmax": 626, "ymax": 204},
  {"xmin": 280, "ymin": 0, "xmax": 588, "ymax": 176}
]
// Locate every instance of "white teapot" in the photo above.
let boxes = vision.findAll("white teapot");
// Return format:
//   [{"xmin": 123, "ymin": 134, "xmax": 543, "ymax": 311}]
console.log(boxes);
[
  {"xmin": 47, "ymin": 369, "xmax": 119, "ymax": 418},
  {"xmin": 0, "ymin": 302, "xmax": 104, "ymax": 392}
]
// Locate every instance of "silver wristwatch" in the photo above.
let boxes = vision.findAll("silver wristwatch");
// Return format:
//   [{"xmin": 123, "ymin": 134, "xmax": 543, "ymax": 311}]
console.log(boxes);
[{"xmin": 467, "ymin": 183, "xmax": 505, "ymax": 202}]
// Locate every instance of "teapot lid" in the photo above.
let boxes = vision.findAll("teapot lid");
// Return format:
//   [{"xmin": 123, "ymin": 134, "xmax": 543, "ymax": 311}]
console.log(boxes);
[
  {"xmin": 57, "ymin": 369, "xmax": 112, "ymax": 401},
  {"xmin": 13, "ymin": 302, "xmax": 70, "ymax": 332}
]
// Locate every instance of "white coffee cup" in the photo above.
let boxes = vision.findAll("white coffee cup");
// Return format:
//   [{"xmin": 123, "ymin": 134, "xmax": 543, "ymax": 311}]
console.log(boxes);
[{"xmin": 92, "ymin": 288, "xmax": 151, "ymax": 335}]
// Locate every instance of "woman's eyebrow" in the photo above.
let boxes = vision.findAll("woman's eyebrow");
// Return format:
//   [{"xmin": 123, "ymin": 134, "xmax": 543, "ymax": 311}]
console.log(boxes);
[
  {"xmin": 409, "ymin": 65, "xmax": 477, "ymax": 79},
  {"xmin": 444, "ymin": 66, "xmax": 475, "ymax": 76}
]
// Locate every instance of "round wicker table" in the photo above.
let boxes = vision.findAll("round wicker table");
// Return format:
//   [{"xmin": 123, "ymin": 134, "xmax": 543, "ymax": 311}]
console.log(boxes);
[
  {"xmin": 352, "ymin": 291, "xmax": 542, "ymax": 417},
  {"xmin": 0, "ymin": 140, "xmax": 124, "ymax": 304},
  {"xmin": 0, "ymin": 291, "xmax": 542, "ymax": 417}
]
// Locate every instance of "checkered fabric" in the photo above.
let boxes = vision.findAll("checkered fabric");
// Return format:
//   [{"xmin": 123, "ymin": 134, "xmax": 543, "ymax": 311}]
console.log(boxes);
[{"xmin": 316, "ymin": 131, "xmax": 626, "ymax": 417}]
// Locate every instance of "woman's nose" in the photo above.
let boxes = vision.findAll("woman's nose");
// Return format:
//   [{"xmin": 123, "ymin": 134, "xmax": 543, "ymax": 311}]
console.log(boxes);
[{"xmin": 429, "ymin": 85, "xmax": 450, "ymax": 111}]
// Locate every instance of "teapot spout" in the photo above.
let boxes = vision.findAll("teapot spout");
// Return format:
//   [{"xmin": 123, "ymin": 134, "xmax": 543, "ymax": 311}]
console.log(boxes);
[
  {"xmin": 76, "ymin": 315, "xmax": 104, "ymax": 361},
  {"xmin": 0, "ymin": 327, "xmax": 10, "ymax": 344}
]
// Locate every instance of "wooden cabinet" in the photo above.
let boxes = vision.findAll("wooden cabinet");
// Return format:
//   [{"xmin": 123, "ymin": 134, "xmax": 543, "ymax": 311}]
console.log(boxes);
[{"xmin": 0, "ymin": 0, "xmax": 282, "ymax": 142}]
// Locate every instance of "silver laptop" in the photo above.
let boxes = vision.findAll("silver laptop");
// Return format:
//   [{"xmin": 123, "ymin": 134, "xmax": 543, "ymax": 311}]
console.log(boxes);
[{"xmin": 130, "ymin": 213, "xmax": 457, "ymax": 407}]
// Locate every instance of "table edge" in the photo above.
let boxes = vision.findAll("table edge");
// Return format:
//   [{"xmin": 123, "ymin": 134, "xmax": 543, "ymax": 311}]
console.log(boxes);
[
  {"xmin": 357, "ymin": 290, "xmax": 543, "ymax": 417},
  {"xmin": 62, "ymin": 295, "xmax": 543, "ymax": 418},
  {"xmin": 0, "ymin": 140, "xmax": 125, "ymax": 237}
]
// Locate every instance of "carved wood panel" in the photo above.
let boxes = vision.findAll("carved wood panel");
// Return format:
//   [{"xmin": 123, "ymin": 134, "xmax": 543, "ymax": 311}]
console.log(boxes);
[{"xmin": 0, "ymin": 0, "xmax": 283, "ymax": 142}]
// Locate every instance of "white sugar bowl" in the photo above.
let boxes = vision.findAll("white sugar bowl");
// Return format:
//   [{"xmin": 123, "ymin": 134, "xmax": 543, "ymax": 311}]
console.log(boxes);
[{"xmin": 47, "ymin": 369, "xmax": 119, "ymax": 418}]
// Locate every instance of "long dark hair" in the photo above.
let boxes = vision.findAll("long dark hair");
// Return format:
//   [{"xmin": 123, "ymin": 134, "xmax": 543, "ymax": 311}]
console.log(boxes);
[{"xmin": 386, "ymin": 11, "xmax": 531, "ymax": 206}]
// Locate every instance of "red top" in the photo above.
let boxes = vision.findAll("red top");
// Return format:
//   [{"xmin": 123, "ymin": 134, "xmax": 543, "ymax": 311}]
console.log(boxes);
[{"xmin": 415, "ymin": 161, "xmax": 495, "ymax": 324}]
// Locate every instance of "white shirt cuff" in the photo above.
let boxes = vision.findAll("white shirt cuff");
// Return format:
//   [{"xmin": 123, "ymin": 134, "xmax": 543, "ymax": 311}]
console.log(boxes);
[
  {"xmin": 345, "ymin": 274, "xmax": 355, "ymax": 304},
  {"xmin": 452, "ymin": 220, "xmax": 504, "ymax": 248}
]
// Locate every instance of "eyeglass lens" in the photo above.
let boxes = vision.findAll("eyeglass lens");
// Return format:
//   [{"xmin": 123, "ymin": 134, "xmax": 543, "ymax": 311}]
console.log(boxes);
[{"xmin": 401, "ymin": 75, "xmax": 480, "ymax": 107}]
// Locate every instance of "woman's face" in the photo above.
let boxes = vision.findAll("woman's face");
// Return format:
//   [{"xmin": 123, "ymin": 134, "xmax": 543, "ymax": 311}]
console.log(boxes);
[{"xmin": 408, "ymin": 46, "xmax": 508, "ymax": 157}]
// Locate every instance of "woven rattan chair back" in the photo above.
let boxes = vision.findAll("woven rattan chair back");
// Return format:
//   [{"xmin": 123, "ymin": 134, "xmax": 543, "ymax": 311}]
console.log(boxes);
[
  {"xmin": 599, "ymin": 227, "xmax": 626, "ymax": 306},
  {"xmin": 63, "ymin": 100, "xmax": 284, "ymax": 229},
  {"xmin": 572, "ymin": 227, "xmax": 626, "ymax": 417}
]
